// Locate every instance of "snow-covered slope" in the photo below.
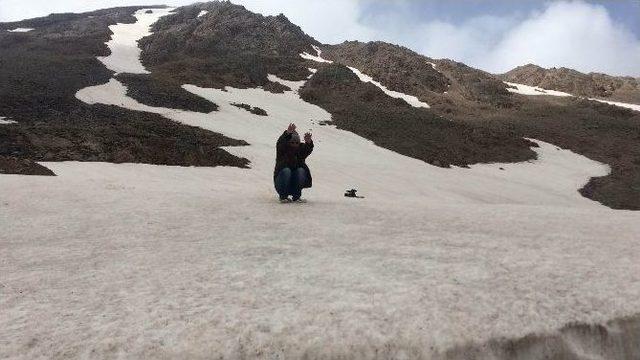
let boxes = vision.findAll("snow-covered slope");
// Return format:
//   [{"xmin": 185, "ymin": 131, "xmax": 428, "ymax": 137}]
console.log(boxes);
[
  {"xmin": 3, "ymin": 7, "xmax": 640, "ymax": 360},
  {"xmin": 505, "ymin": 81, "xmax": 640, "ymax": 112},
  {"xmin": 97, "ymin": 8, "xmax": 174, "ymax": 74},
  {"xmin": 5, "ymin": 160, "xmax": 640, "ymax": 359},
  {"xmin": 505, "ymin": 81, "xmax": 573, "ymax": 97}
]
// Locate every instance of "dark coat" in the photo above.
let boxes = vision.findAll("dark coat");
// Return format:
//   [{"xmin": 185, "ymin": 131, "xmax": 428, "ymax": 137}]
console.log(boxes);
[{"xmin": 274, "ymin": 131, "xmax": 314, "ymax": 188}]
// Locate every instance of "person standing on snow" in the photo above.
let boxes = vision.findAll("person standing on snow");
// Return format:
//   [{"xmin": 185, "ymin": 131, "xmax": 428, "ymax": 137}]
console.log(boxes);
[{"xmin": 274, "ymin": 123, "xmax": 313, "ymax": 202}]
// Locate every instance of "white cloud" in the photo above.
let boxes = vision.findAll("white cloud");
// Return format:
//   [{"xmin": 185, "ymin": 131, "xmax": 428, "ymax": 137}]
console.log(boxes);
[
  {"xmin": 410, "ymin": 1, "xmax": 640, "ymax": 76},
  {"xmin": 481, "ymin": 1, "xmax": 640, "ymax": 76},
  {"xmin": 411, "ymin": 15, "xmax": 518, "ymax": 64}
]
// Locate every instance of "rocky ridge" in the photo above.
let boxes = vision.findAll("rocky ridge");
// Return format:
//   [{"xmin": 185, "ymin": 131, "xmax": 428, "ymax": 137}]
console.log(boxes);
[
  {"xmin": 139, "ymin": 1, "xmax": 319, "ymax": 90},
  {"xmin": 502, "ymin": 64, "xmax": 640, "ymax": 104},
  {"xmin": 299, "ymin": 64, "xmax": 535, "ymax": 168}
]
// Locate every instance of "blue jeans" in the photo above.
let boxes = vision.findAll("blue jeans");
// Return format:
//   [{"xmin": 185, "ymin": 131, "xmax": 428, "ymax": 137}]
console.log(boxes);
[{"xmin": 275, "ymin": 167, "xmax": 307, "ymax": 200}]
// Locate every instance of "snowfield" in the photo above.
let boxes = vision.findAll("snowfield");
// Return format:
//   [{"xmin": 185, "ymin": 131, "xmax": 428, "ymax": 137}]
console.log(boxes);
[
  {"xmin": 300, "ymin": 45, "xmax": 334, "ymax": 64},
  {"xmin": 504, "ymin": 81, "xmax": 573, "ymax": 97},
  {"xmin": 267, "ymin": 74, "xmax": 304, "ymax": 92},
  {"xmin": 4, "ymin": 162, "xmax": 640, "ymax": 359},
  {"xmin": 97, "ymin": 8, "xmax": 174, "ymax": 74},
  {"xmin": 3, "ymin": 8, "xmax": 640, "ymax": 359}
]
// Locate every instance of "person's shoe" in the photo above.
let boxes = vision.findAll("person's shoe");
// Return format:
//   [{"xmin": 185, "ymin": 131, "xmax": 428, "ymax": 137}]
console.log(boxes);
[
  {"xmin": 292, "ymin": 197, "xmax": 306, "ymax": 203},
  {"xmin": 279, "ymin": 197, "xmax": 292, "ymax": 203}
]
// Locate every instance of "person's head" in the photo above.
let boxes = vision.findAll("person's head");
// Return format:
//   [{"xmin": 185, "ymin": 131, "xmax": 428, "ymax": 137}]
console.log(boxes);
[{"xmin": 289, "ymin": 131, "xmax": 301, "ymax": 148}]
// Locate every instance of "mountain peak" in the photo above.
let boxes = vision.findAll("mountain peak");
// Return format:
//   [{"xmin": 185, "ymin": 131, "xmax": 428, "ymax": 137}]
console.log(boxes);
[
  {"xmin": 503, "ymin": 63, "xmax": 640, "ymax": 102},
  {"xmin": 139, "ymin": 1, "xmax": 319, "ymax": 90}
]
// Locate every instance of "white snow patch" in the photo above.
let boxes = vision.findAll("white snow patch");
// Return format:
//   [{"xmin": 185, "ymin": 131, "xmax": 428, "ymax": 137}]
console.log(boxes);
[
  {"xmin": 348, "ymin": 67, "xmax": 431, "ymax": 109},
  {"xmin": 7, "ymin": 28, "xmax": 34, "ymax": 32},
  {"xmin": 312, "ymin": 45, "xmax": 325, "ymax": 58},
  {"xmin": 77, "ymin": 78, "xmax": 177, "ymax": 116},
  {"xmin": 504, "ymin": 81, "xmax": 573, "ymax": 97},
  {"xmin": 300, "ymin": 52, "xmax": 333, "ymax": 63},
  {"xmin": 10, "ymin": 10, "xmax": 639, "ymax": 358},
  {"xmin": 97, "ymin": 8, "xmax": 174, "ymax": 74},
  {"xmin": 300, "ymin": 45, "xmax": 333, "ymax": 63},
  {"xmin": 588, "ymin": 98, "xmax": 640, "ymax": 112},
  {"xmin": 0, "ymin": 116, "xmax": 16, "ymax": 124},
  {"xmin": 505, "ymin": 81, "xmax": 640, "ymax": 112},
  {"xmin": 267, "ymin": 74, "xmax": 305, "ymax": 93},
  {"xmin": 428, "ymin": 61, "xmax": 437, "ymax": 70},
  {"xmin": 197, "ymin": 10, "xmax": 208, "ymax": 18}
]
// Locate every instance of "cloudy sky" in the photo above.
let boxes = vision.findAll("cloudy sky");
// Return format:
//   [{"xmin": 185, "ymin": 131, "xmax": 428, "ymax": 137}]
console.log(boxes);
[{"xmin": 1, "ymin": 0, "xmax": 639, "ymax": 76}]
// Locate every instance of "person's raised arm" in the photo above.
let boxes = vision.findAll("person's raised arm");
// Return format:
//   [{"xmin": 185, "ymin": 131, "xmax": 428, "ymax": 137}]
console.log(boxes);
[
  {"xmin": 301, "ymin": 132, "xmax": 314, "ymax": 158},
  {"xmin": 277, "ymin": 123, "xmax": 296, "ymax": 152}
]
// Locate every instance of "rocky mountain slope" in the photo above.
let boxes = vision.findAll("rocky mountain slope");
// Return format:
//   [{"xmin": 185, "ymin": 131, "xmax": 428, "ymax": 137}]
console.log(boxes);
[
  {"xmin": 0, "ymin": 6, "xmax": 249, "ymax": 176},
  {"xmin": 323, "ymin": 41, "xmax": 450, "ymax": 95},
  {"xmin": 139, "ymin": 2, "xmax": 318, "ymax": 90},
  {"xmin": 2, "ymin": 1, "xmax": 639, "ymax": 209},
  {"xmin": 299, "ymin": 64, "xmax": 535, "ymax": 168},
  {"xmin": 322, "ymin": 41, "xmax": 515, "ymax": 109},
  {"xmin": 318, "ymin": 41, "xmax": 640, "ymax": 210},
  {"xmin": 502, "ymin": 63, "xmax": 640, "ymax": 103}
]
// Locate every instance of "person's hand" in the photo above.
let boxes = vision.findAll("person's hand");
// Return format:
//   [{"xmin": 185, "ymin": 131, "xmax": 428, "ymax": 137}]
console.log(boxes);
[
  {"xmin": 304, "ymin": 132, "xmax": 312, "ymax": 143},
  {"xmin": 287, "ymin": 123, "xmax": 296, "ymax": 133}
]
